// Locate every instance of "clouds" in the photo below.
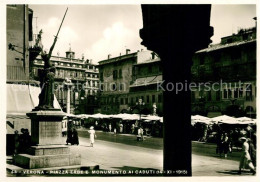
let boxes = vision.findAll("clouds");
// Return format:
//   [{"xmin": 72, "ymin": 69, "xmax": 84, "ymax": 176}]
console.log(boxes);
[
  {"xmin": 38, "ymin": 17, "xmax": 79, "ymax": 56},
  {"xmin": 86, "ymin": 21, "xmax": 145, "ymax": 64}
]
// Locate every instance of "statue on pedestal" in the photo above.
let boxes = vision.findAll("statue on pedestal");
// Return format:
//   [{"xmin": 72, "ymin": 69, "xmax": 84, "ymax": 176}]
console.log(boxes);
[{"xmin": 34, "ymin": 8, "xmax": 68, "ymax": 111}]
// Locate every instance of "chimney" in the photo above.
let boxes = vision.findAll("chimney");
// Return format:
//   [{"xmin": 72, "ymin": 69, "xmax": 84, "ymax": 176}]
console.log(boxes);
[
  {"xmin": 126, "ymin": 49, "xmax": 130, "ymax": 54},
  {"xmin": 108, "ymin": 54, "xmax": 111, "ymax": 59}
]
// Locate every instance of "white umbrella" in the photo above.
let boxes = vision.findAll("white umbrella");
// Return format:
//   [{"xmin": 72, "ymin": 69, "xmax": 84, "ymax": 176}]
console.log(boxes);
[
  {"xmin": 142, "ymin": 115, "xmax": 161, "ymax": 121},
  {"xmin": 211, "ymin": 115, "xmax": 236, "ymax": 124},
  {"xmin": 90, "ymin": 113, "xmax": 112, "ymax": 119},
  {"xmin": 191, "ymin": 115, "xmax": 211, "ymax": 124}
]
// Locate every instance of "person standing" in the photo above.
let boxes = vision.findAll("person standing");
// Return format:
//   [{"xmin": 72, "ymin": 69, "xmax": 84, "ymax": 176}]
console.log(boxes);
[
  {"xmin": 119, "ymin": 122, "xmax": 123, "ymax": 133},
  {"xmin": 238, "ymin": 137, "xmax": 256, "ymax": 175},
  {"xmin": 72, "ymin": 128, "xmax": 79, "ymax": 145},
  {"xmin": 108, "ymin": 123, "xmax": 112, "ymax": 132},
  {"xmin": 222, "ymin": 133, "xmax": 231, "ymax": 158},
  {"xmin": 66, "ymin": 128, "xmax": 73, "ymax": 145},
  {"xmin": 14, "ymin": 130, "xmax": 19, "ymax": 155},
  {"xmin": 88, "ymin": 126, "xmax": 96, "ymax": 147}
]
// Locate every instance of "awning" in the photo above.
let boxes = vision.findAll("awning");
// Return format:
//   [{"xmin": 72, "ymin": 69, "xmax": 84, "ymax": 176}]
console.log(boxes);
[
  {"xmin": 6, "ymin": 83, "xmax": 61, "ymax": 118},
  {"xmin": 130, "ymin": 75, "xmax": 162, "ymax": 87}
]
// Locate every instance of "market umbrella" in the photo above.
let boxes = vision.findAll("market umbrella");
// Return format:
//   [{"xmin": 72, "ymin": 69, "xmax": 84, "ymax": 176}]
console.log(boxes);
[
  {"xmin": 191, "ymin": 115, "xmax": 211, "ymax": 124},
  {"xmin": 90, "ymin": 113, "xmax": 112, "ymax": 119},
  {"xmin": 235, "ymin": 117, "xmax": 256, "ymax": 125},
  {"xmin": 211, "ymin": 115, "xmax": 236, "ymax": 124}
]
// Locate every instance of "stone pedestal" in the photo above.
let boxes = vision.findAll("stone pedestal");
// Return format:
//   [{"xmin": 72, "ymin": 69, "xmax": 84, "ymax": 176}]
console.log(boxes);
[
  {"xmin": 13, "ymin": 110, "xmax": 81, "ymax": 169},
  {"xmin": 27, "ymin": 110, "xmax": 65, "ymax": 145}
]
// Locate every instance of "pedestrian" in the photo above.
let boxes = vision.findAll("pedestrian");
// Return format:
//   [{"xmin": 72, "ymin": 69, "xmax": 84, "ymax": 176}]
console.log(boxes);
[
  {"xmin": 238, "ymin": 137, "xmax": 256, "ymax": 175},
  {"xmin": 88, "ymin": 126, "xmax": 96, "ymax": 147},
  {"xmin": 72, "ymin": 128, "xmax": 79, "ymax": 145},
  {"xmin": 119, "ymin": 122, "xmax": 123, "ymax": 133},
  {"xmin": 222, "ymin": 133, "xmax": 231, "ymax": 158},
  {"xmin": 14, "ymin": 130, "xmax": 19, "ymax": 155},
  {"xmin": 137, "ymin": 127, "xmax": 144, "ymax": 141},
  {"xmin": 66, "ymin": 128, "xmax": 73, "ymax": 145},
  {"xmin": 131, "ymin": 123, "xmax": 135, "ymax": 134},
  {"xmin": 140, "ymin": 127, "xmax": 144, "ymax": 141},
  {"xmin": 248, "ymin": 137, "xmax": 256, "ymax": 167},
  {"xmin": 108, "ymin": 123, "xmax": 112, "ymax": 132}
]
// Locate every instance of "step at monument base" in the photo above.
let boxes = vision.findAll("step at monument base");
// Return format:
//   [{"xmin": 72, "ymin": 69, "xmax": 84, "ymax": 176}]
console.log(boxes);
[{"xmin": 14, "ymin": 153, "xmax": 81, "ymax": 169}]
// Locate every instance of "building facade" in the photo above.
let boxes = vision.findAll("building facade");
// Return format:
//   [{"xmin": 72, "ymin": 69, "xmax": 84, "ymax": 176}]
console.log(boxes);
[
  {"xmin": 31, "ymin": 48, "xmax": 99, "ymax": 114},
  {"xmin": 129, "ymin": 58, "xmax": 163, "ymax": 115},
  {"xmin": 7, "ymin": 5, "xmax": 33, "ymax": 81},
  {"xmin": 98, "ymin": 50, "xmax": 163, "ymax": 115},
  {"xmin": 191, "ymin": 26, "xmax": 256, "ymax": 118}
]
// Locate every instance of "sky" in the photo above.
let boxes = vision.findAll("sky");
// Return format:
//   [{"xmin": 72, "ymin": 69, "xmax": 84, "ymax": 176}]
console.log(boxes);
[{"xmin": 29, "ymin": 4, "xmax": 256, "ymax": 65}]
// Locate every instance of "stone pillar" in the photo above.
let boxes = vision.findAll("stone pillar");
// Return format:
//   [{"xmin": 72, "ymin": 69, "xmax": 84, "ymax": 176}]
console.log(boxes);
[
  {"xmin": 64, "ymin": 78, "xmax": 73, "ymax": 114},
  {"xmin": 140, "ymin": 5, "xmax": 213, "ymax": 176},
  {"xmin": 67, "ymin": 87, "xmax": 71, "ymax": 114}
]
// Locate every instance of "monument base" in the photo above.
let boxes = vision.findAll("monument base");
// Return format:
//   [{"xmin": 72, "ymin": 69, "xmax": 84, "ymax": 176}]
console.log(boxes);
[
  {"xmin": 13, "ymin": 109, "xmax": 81, "ymax": 169},
  {"xmin": 14, "ymin": 145, "xmax": 81, "ymax": 169}
]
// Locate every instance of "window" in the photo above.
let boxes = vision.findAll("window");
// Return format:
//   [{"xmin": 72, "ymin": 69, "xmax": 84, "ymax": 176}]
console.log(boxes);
[
  {"xmin": 119, "ymin": 83, "xmax": 124, "ymax": 91},
  {"xmin": 207, "ymin": 91, "xmax": 212, "ymax": 101},
  {"xmin": 158, "ymin": 94, "xmax": 162, "ymax": 103},
  {"xmin": 131, "ymin": 98, "xmax": 134, "ymax": 105},
  {"xmin": 234, "ymin": 88, "xmax": 238, "ymax": 98},
  {"xmin": 113, "ymin": 70, "xmax": 118, "ymax": 80},
  {"xmin": 228, "ymin": 89, "xmax": 232, "ymax": 98},
  {"xmin": 216, "ymin": 91, "xmax": 221, "ymax": 101},
  {"xmin": 152, "ymin": 95, "xmax": 155, "ymax": 103},
  {"xmin": 239, "ymin": 88, "xmax": 243, "ymax": 97},
  {"xmin": 146, "ymin": 95, "xmax": 150, "ymax": 103},
  {"xmin": 223, "ymin": 89, "xmax": 228, "ymax": 99},
  {"xmin": 245, "ymin": 84, "xmax": 253, "ymax": 101},
  {"xmin": 125, "ymin": 98, "xmax": 128, "ymax": 105},
  {"xmin": 120, "ymin": 98, "xmax": 124, "ymax": 105},
  {"xmin": 111, "ymin": 83, "xmax": 117, "ymax": 91},
  {"xmin": 119, "ymin": 69, "xmax": 122, "ymax": 78}
]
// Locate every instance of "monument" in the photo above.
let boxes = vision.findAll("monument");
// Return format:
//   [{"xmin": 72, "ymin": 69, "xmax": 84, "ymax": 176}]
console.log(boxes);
[{"xmin": 13, "ymin": 8, "xmax": 81, "ymax": 169}]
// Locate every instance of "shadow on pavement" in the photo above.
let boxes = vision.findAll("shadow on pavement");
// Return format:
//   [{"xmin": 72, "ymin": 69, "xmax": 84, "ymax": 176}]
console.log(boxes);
[{"xmin": 217, "ymin": 170, "xmax": 255, "ymax": 176}]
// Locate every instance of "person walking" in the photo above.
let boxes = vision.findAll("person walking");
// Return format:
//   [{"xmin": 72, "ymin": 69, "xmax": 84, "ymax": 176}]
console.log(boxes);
[
  {"xmin": 131, "ymin": 123, "xmax": 135, "ymax": 134},
  {"xmin": 88, "ymin": 126, "xmax": 96, "ymax": 147},
  {"xmin": 238, "ymin": 137, "xmax": 256, "ymax": 175}
]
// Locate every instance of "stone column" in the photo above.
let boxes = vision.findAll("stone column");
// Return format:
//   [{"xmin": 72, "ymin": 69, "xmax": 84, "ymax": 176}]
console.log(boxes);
[
  {"xmin": 140, "ymin": 5, "xmax": 213, "ymax": 176},
  {"xmin": 67, "ymin": 87, "xmax": 71, "ymax": 114},
  {"xmin": 64, "ymin": 78, "xmax": 73, "ymax": 114}
]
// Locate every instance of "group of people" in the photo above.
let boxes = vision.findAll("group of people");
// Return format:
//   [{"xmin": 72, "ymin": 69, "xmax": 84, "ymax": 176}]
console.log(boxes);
[
  {"xmin": 216, "ymin": 132, "xmax": 232, "ymax": 158},
  {"xmin": 14, "ymin": 128, "xmax": 31, "ymax": 155}
]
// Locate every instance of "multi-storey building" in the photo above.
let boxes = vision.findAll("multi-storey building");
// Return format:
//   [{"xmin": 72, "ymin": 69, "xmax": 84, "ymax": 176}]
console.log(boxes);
[
  {"xmin": 191, "ymin": 26, "xmax": 256, "ymax": 118},
  {"xmin": 129, "ymin": 57, "xmax": 163, "ymax": 115},
  {"xmin": 98, "ymin": 50, "xmax": 163, "ymax": 115},
  {"xmin": 31, "ymin": 48, "xmax": 99, "ymax": 114}
]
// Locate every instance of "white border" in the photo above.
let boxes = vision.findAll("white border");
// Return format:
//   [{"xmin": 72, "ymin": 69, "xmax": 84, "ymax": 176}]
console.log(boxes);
[{"xmin": 0, "ymin": 0, "xmax": 259, "ymax": 182}]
